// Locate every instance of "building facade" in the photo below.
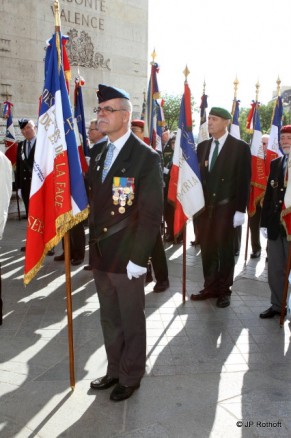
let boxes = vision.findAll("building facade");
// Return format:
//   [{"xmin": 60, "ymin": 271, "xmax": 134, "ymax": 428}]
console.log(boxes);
[{"xmin": 0, "ymin": 0, "xmax": 148, "ymax": 146}]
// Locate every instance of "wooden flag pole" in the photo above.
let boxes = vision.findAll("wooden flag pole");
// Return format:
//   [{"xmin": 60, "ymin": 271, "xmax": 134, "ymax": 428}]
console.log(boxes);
[
  {"xmin": 244, "ymin": 216, "xmax": 250, "ymax": 265},
  {"xmin": 280, "ymin": 242, "xmax": 291, "ymax": 327},
  {"xmin": 182, "ymin": 225, "xmax": 186, "ymax": 303},
  {"xmin": 54, "ymin": 0, "xmax": 75, "ymax": 389},
  {"xmin": 64, "ymin": 231, "xmax": 75, "ymax": 388}
]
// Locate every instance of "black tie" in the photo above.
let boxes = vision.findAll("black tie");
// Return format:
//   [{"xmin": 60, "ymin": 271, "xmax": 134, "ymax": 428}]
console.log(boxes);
[
  {"xmin": 210, "ymin": 140, "xmax": 219, "ymax": 171},
  {"xmin": 27, "ymin": 141, "xmax": 31, "ymax": 156}
]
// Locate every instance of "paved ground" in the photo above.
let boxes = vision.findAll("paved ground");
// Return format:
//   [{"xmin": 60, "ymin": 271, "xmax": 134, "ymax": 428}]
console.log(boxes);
[{"xmin": 0, "ymin": 201, "xmax": 291, "ymax": 438}]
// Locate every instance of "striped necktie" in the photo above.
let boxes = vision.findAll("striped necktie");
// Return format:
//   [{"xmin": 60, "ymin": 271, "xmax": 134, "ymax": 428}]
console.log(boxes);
[
  {"xmin": 102, "ymin": 143, "xmax": 115, "ymax": 182},
  {"xmin": 210, "ymin": 140, "xmax": 219, "ymax": 171}
]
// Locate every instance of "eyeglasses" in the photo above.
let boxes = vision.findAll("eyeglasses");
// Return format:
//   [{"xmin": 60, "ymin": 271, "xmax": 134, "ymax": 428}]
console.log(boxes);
[{"xmin": 95, "ymin": 106, "xmax": 127, "ymax": 114}]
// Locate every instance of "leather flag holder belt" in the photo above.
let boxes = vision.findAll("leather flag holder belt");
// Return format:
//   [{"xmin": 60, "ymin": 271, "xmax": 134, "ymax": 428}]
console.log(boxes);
[{"xmin": 90, "ymin": 216, "xmax": 132, "ymax": 255}]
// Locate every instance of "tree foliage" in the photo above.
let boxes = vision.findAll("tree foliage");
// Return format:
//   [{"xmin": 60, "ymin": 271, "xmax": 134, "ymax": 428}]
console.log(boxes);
[
  {"xmin": 239, "ymin": 101, "xmax": 289, "ymax": 143},
  {"xmin": 162, "ymin": 93, "xmax": 196, "ymax": 132}
]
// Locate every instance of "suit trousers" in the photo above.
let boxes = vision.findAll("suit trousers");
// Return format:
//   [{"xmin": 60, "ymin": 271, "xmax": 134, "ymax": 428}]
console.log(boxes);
[
  {"xmin": 249, "ymin": 204, "xmax": 262, "ymax": 253},
  {"xmin": 268, "ymin": 235, "xmax": 288, "ymax": 312},
  {"xmin": 150, "ymin": 232, "xmax": 168, "ymax": 282},
  {"xmin": 198, "ymin": 205, "xmax": 235, "ymax": 295},
  {"xmin": 93, "ymin": 269, "xmax": 146, "ymax": 386}
]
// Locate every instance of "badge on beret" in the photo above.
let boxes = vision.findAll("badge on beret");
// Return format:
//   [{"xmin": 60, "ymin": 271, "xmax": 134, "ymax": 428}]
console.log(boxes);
[{"xmin": 112, "ymin": 177, "xmax": 135, "ymax": 213}]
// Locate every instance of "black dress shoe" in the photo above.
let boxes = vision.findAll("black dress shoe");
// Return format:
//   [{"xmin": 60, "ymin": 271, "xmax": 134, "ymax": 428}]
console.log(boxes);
[
  {"xmin": 90, "ymin": 375, "xmax": 119, "ymax": 390},
  {"xmin": 190, "ymin": 289, "xmax": 216, "ymax": 301},
  {"xmin": 190, "ymin": 240, "xmax": 200, "ymax": 246},
  {"xmin": 83, "ymin": 265, "xmax": 92, "ymax": 271},
  {"xmin": 250, "ymin": 251, "xmax": 261, "ymax": 259},
  {"xmin": 47, "ymin": 248, "xmax": 55, "ymax": 256},
  {"xmin": 234, "ymin": 250, "xmax": 240, "ymax": 256},
  {"xmin": 20, "ymin": 246, "xmax": 26, "ymax": 252},
  {"xmin": 216, "ymin": 295, "xmax": 230, "ymax": 308},
  {"xmin": 259, "ymin": 307, "xmax": 280, "ymax": 319},
  {"xmin": 110, "ymin": 383, "xmax": 140, "ymax": 402},
  {"xmin": 54, "ymin": 253, "xmax": 65, "ymax": 261},
  {"xmin": 153, "ymin": 279, "xmax": 169, "ymax": 292},
  {"xmin": 71, "ymin": 259, "xmax": 83, "ymax": 266}
]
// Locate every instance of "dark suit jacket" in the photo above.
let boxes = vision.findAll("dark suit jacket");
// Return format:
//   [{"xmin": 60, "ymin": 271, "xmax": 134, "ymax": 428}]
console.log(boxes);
[
  {"xmin": 87, "ymin": 133, "xmax": 163, "ymax": 273},
  {"xmin": 261, "ymin": 156, "xmax": 286, "ymax": 240},
  {"xmin": 197, "ymin": 134, "xmax": 251, "ymax": 214}
]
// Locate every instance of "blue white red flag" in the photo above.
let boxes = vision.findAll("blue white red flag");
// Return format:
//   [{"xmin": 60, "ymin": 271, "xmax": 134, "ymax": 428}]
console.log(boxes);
[
  {"xmin": 247, "ymin": 102, "xmax": 266, "ymax": 217},
  {"xmin": 230, "ymin": 99, "xmax": 240, "ymax": 140},
  {"xmin": 3, "ymin": 101, "xmax": 17, "ymax": 167},
  {"xmin": 265, "ymin": 96, "xmax": 283, "ymax": 175},
  {"xmin": 24, "ymin": 31, "xmax": 89, "ymax": 284},
  {"xmin": 198, "ymin": 93, "xmax": 209, "ymax": 143},
  {"xmin": 168, "ymin": 82, "xmax": 204, "ymax": 237},
  {"xmin": 144, "ymin": 61, "xmax": 165, "ymax": 149},
  {"xmin": 74, "ymin": 75, "xmax": 89, "ymax": 172}
]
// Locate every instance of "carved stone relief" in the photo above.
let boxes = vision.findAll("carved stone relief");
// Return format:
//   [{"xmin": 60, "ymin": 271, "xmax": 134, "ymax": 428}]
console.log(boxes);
[{"xmin": 66, "ymin": 28, "xmax": 111, "ymax": 70}]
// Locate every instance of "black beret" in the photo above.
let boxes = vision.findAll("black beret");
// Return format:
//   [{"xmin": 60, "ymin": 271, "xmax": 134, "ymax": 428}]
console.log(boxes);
[
  {"xmin": 209, "ymin": 107, "xmax": 232, "ymax": 120},
  {"xmin": 18, "ymin": 118, "xmax": 29, "ymax": 129},
  {"xmin": 97, "ymin": 84, "xmax": 130, "ymax": 103}
]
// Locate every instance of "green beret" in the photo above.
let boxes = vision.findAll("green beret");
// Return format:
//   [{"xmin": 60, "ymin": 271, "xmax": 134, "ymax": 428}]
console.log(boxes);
[{"xmin": 209, "ymin": 107, "xmax": 232, "ymax": 120}]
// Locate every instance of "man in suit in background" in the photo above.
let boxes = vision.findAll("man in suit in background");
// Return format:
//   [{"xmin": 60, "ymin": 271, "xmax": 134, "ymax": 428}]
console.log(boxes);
[
  {"xmin": 88, "ymin": 84, "xmax": 163, "ymax": 401},
  {"xmin": 15, "ymin": 119, "xmax": 36, "ymax": 221},
  {"xmin": 191, "ymin": 107, "xmax": 251, "ymax": 308},
  {"xmin": 259, "ymin": 125, "xmax": 291, "ymax": 318}
]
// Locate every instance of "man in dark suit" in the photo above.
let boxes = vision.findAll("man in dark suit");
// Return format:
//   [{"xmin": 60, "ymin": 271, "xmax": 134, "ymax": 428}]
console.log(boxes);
[
  {"xmin": 88, "ymin": 84, "xmax": 163, "ymax": 401},
  {"xmin": 191, "ymin": 107, "xmax": 251, "ymax": 308},
  {"xmin": 15, "ymin": 118, "xmax": 36, "ymax": 219},
  {"xmin": 259, "ymin": 125, "xmax": 291, "ymax": 318}
]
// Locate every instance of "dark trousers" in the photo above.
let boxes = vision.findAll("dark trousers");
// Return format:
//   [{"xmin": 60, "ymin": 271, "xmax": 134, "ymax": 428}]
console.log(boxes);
[
  {"xmin": 93, "ymin": 269, "xmax": 146, "ymax": 386},
  {"xmin": 198, "ymin": 205, "xmax": 235, "ymax": 295},
  {"xmin": 150, "ymin": 232, "xmax": 168, "ymax": 282},
  {"xmin": 164, "ymin": 201, "xmax": 174, "ymax": 239},
  {"xmin": 249, "ymin": 205, "xmax": 262, "ymax": 253},
  {"xmin": 234, "ymin": 226, "xmax": 242, "ymax": 253}
]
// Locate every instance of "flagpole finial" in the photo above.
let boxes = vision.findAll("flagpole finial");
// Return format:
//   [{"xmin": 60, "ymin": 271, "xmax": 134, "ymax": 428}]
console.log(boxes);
[
  {"xmin": 255, "ymin": 81, "xmax": 260, "ymax": 102},
  {"xmin": 151, "ymin": 49, "xmax": 157, "ymax": 64},
  {"xmin": 54, "ymin": 0, "xmax": 61, "ymax": 29},
  {"xmin": 276, "ymin": 76, "xmax": 281, "ymax": 96},
  {"xmin": 183, "ymin": 65, "xmax": 190, "ymax": 82},
  {"xmin": 202, "ymin": 79, "xmax": 206, "ymax": 94},
  {"xmin": 233, "ymin": 76, "xmax": 239, "ymax": 99}
]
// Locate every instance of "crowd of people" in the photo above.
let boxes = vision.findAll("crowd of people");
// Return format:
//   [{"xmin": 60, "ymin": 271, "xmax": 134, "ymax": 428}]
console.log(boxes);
[{"xmin": 1, "ymin": 83, "xmax": 291, "ymax": 402}]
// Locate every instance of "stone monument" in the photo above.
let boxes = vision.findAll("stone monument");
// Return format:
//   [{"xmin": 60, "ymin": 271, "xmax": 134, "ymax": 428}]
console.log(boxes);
[{"xmin": 0, "ymin": 0, "xmax": 148, "ymax": 147}]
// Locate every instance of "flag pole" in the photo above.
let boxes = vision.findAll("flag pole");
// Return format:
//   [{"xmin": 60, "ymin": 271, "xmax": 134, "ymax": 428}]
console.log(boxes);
[
  {"xmin": 54, "ymin": 0, "xmax": 75, "ymax": 389},
  {"xmin": 280, "ymin": 242, "xmax": 291, "ymax": 326},
  {"xmin": 245, "ymin": 81, "xmax": 260, "ymax": 262},
  {"xmin": 181, "ymin": 65, "xmax": 190, "ymax": 303},
  {"xmin": 182, "ymin": 225, "xmax": 186, "ymax": 303}
]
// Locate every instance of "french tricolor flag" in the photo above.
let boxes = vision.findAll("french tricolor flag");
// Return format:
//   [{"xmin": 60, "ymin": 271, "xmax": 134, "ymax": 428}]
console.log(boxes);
[
  {"xmin": 24, "ymin": 31, "xmax": 88, "ymax": 284},
  {"xmin": 168, "ymin": 82, "xmax": 204, "ymax": 238},
  {"xmin": 265, "ymin": 95, "xmax": 283, "ymax": 176}
]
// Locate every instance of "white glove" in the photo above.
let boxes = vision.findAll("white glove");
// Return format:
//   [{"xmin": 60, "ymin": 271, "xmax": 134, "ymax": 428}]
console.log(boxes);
[
  {"xmin": 17, "ymin": 189, "xmax": 22, "ymax": 200},
  {"xmin": 233, "ymin": 211, "xmax": 245, "ymax": 228},
  {"xmin": 163, "ymin": 167, "xmax": 170, "ymax": 175},
  {"xmin": 260, "ymin": 227, "xmax": 268, "ymax": 239},
  {"xmin": 126, "ymin": 260, "xmax": 147, "ymax": 280}
]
